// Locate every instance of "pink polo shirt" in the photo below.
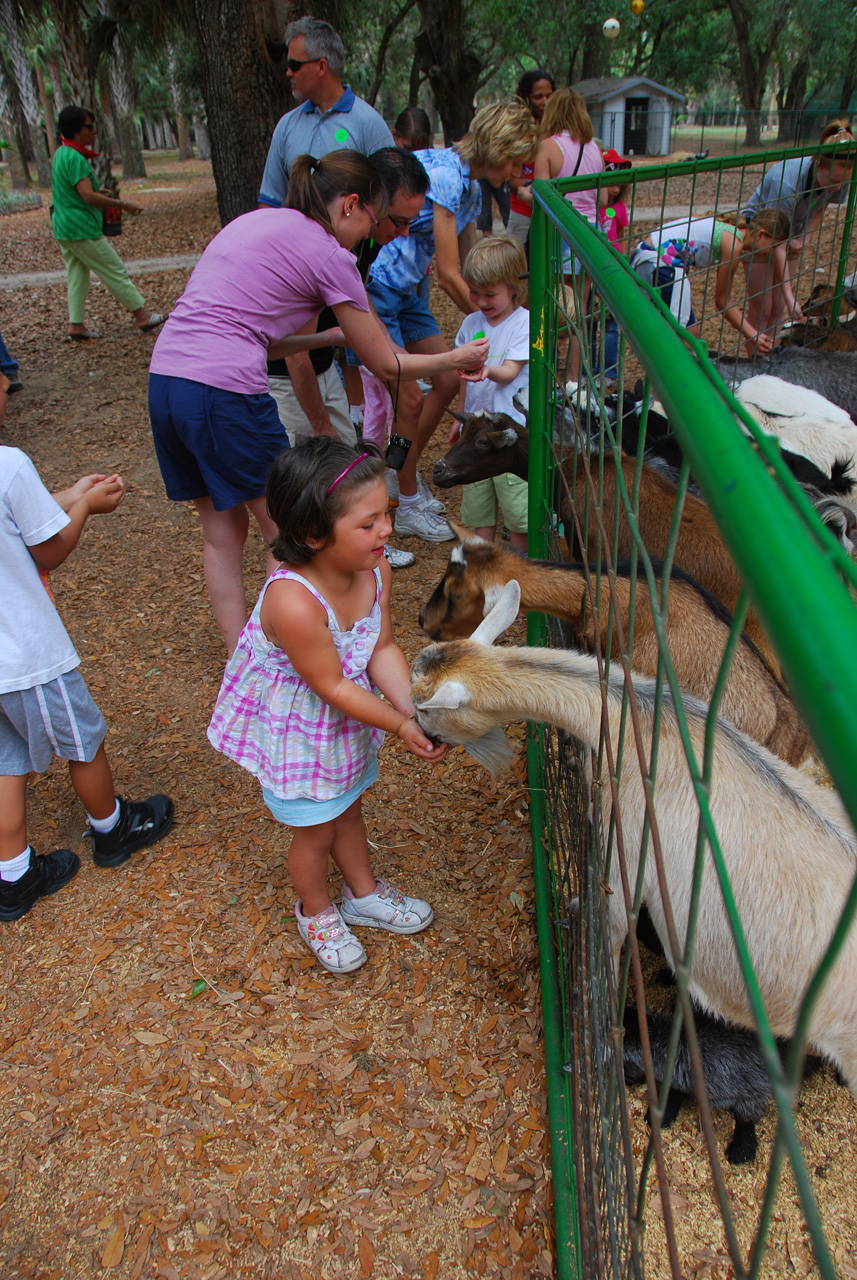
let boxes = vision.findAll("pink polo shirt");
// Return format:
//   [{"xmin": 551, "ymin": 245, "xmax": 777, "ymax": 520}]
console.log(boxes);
[{"xmin": 150, "ymin": 209, "xmax": 369, "ymax": 395}]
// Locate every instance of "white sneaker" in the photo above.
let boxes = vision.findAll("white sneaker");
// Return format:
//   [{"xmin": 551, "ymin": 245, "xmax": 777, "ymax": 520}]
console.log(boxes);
[
  {"xmin": 295, "ymin": 901, "xmax": 367, "ymax": 973},
  {"xmin": 417, "ymin": 475, "xmax": 445, "ymax": 513},
  {"xmin": 394, "ymin": 504, "xmax": 454, "ymax": 542},
  {"xmin": 384, "ymin": 544, "xmax": 415, "ymax": 568},
  {"xmin": 340, "ymin": 879, "xmax": 434, "ymax": 934}
]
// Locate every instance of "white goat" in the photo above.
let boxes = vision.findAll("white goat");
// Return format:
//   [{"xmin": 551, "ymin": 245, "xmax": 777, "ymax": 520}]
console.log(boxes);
[
  {"xmin": 411, "ymin": 581, "xmax": 857, "ymax": 1092},
  {"xmin": 735, "ymin": 376, "xmax": 857, "ymax": 488}
]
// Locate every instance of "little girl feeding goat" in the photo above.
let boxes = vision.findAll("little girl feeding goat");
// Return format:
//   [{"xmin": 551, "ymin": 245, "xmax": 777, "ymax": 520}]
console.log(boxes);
[{"xmin": 410, "ymin": 582, "xmax": 857, "ymax": 1092}]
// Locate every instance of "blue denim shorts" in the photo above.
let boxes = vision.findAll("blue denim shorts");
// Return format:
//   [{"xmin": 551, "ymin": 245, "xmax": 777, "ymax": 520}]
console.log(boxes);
[
  {"xmin": 365, "ymin": 278, "xmax": 441, "ymax": 348},
  {"xmin": 0, "ymin": 670, "xmax": 107, "ymax": 774},
  {"xmin": 148, "ymin": 373, "xmax": 289, "ymax": 511}
]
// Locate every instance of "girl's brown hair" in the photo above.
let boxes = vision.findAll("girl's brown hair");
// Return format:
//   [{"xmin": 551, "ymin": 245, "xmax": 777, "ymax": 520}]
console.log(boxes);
[
  {"xmin": 286, "ymin": 149, "xmax": 389, "ymax": 236},
  {"xmin": 540, "ymin": 88, "xmax": 594, "ymax": 144},
  {"xmin": 267, "ymin": 439, "xmax": 386, "ymax": 564}
]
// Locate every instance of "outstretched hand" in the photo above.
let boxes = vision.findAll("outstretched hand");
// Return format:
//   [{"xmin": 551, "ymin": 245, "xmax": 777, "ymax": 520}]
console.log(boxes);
[
  {"xmin": 454, "ymin": 337, "xmax": 490, "ymax": 371},
  {"xmin": 83, "ymin": 475, "xmax": 126, "ymax": 515},
  {"xmin": 54, "ymin": 473, "xmax": 111, "ymax": 511}
]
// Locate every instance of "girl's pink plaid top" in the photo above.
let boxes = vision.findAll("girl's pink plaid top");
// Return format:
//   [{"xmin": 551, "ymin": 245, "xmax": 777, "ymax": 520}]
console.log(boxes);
[{"xmin": 208, "ymin": 567, "xmax": 384, "ymax": 801}]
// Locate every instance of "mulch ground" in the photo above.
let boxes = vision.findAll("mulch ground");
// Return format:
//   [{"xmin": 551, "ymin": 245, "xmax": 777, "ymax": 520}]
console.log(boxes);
[
  {"xmin": 3, "ymin": 151, "xmax": 857, "ymax": 1280},
  {"xmin": 0, "ymin": 159, "xmax": 549, "ymax": 1280}
]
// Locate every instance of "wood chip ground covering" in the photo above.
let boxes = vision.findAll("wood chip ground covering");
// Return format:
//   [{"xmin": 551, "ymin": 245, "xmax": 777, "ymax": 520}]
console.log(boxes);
[
  {"xmin": 0, "ymin": 161, "xmax": 549, "ymax": 1280},
  {"xmin": 3, "ymin": 155, "xmax": 857, "ymax": 1280}
]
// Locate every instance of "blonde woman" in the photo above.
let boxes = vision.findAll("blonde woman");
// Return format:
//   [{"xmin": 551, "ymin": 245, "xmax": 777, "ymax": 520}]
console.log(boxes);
[
  {"xmin": 534, "ymin": 88, "xmax": 603, "ymax": 377},
  {"xmin": 367, "ymin": 101, "xmax": 539, "ymax": 541}
]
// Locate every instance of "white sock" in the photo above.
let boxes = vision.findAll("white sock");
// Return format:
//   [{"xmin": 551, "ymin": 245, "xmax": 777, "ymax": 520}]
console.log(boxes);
[
  {"xmin": 1, "ymin": 847, "xmax": 32, "ymax": 883},
  {"xmin": 397, "ymin": 491, "xmax": 421, "ymax": 511},
  {"xmin": 88, "ymin": 799, "xmax": 121, "ymax": 834}
]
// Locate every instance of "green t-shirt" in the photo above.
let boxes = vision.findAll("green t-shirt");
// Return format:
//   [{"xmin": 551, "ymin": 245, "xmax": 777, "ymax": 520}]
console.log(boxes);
[{"xmin": 51, "ymin": 146, "xmax": 103, "ymax": 241}]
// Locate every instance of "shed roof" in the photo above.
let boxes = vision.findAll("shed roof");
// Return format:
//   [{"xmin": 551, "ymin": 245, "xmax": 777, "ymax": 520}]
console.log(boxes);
[{"xmin": 572, "ymin": 77, "xmax": 686, "ymax": 104}]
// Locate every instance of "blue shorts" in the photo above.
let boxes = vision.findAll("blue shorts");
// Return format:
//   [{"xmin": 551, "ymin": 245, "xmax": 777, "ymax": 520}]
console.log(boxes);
[
  {"xmin": 261, "ymin": 757, "xmax": 379, "ymax": 828},
  {"xmin": 365, "ymin": 278, "xmax": 441, "ymax": 348},
  {"xmin": 0, "ymin": 670, "xmax": 107, "ymax": 775},
  {"xmin": 148, "ymin": 373, "xmax": 289, "ymax": 511}
]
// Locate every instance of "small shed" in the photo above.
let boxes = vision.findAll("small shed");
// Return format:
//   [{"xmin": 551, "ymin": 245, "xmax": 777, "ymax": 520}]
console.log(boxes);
[{"xmin": 572, "ymin": 77, "xmax": 686, "ymax": 156}]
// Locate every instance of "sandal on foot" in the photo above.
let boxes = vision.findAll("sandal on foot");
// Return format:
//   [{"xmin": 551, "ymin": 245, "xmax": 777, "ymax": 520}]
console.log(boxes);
[
  {"xmin": 137, "ymin": 312, "xmax": 166, "ymax": 333},
  {"xmin": 64, "ymin": 330, "xmax": 101, "ymax": 341}
]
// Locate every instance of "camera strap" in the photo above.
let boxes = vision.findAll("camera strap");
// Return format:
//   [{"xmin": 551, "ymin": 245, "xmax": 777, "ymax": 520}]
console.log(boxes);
[{"xmin": 386, "ymin": 353, "xmax": 401, "ymax": 424}]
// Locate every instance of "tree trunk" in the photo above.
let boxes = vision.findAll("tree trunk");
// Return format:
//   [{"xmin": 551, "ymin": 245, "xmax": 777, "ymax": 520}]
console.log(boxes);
[
  {"xmin": 190, "ymin": 0, "xmax": 293, "ymax": 225},
  {"xmin": 167, "ymin": 44, "xmax": 192, "ymax": 161},
  {"xmin": 99, "ymin": 78, "xmax": 121, "ymax": 162},
  {"xmin": 776, "ymin": 51, "xmax": 808, "ymax": 144},
  {"xmin": 725, "ymin": 0, "xmax": 784, "ymax": 147},
  {"xmin": 33, "ymin": 63, "xmax": 57, "ymax": 155},
  {"xmin": 839, "ymin": 32, "xmax": 857, "ymax": 113},
  {"xmin": 107, "ymin": 26, "xmax": 146, "ymax": 179},
  {"xmin": 0, "ymin": 49, "xmax": 31, "ymax": 186},
  {"xmin": 0, "ymin": 0, "xmax": 51, "ymax": 186},
  {"xmin": 48, "ymin": 54, "xmax": 65, "ymax": 113},
  {"xmin": 414, "ymin": 0, "xmax": 481, "ymax": 144},
  {"xmin": 49, "ymin": 0, "xmax": 114, "ymax": 190},
  {"xmin": 192, "ymin": 107, "xmax": 211, "ymax": 161},
  {"xmin": 580, "ymin": 19, "xmax": 610, "ymax": 81},
  {"xmin": 367, "ymin": 0, "xmax": 416, "ymax": 106}
]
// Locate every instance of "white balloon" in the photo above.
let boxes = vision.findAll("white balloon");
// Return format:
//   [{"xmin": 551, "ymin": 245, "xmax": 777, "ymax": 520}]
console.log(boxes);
[{"xmin": 603, "ymin": 16, "xmax": 621, "ymax": 36}]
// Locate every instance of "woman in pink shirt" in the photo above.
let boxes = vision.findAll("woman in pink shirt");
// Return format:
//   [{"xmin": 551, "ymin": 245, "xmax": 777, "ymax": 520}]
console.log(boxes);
[
  {"xmin": 149, "ymin": 150, "xmax": 487, "ymax": 654},
  {"xmin": 534, "ymin": 88, "xmax": 604, "ymax": 377}
]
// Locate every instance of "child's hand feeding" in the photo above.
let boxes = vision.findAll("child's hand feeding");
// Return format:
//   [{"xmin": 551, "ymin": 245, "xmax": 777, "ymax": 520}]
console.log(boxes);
[{"xmin": 397, "ymin": 714, "xmax": 450, "ymax": 761}]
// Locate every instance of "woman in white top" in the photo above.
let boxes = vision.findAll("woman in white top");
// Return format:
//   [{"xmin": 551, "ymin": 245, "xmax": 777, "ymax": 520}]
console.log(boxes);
[{"xmin": 630, "ymin": 209, "xmax": 789, "ymax": 353}]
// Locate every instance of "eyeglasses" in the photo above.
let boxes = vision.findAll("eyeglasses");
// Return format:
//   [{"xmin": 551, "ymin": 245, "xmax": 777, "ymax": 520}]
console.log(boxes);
[
  {"xmin": 82, "ymin": 121, "xmax": 96, "ymax": 130},
  {"xmin": 286, "ymin": 57, "xmax": 322, "ymax": 72},
  {"xmin": 362, "ymin": 203, "xmax": 378, "ymax": 224},
  {"xmin": 386, "ymin": 213, "xmax": 413, "ymax": 229}
]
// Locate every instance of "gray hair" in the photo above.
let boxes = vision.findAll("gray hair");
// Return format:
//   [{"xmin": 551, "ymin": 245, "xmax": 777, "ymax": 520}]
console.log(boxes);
[{"xmin": 283, "ymin": 17, "xmax": 345, "ymax": 78}]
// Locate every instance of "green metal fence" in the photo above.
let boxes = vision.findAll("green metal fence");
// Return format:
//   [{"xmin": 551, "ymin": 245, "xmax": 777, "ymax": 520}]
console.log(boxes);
[{"xmin": 526, "ymin": 143, "xmax": 857, "ymax": 1279}]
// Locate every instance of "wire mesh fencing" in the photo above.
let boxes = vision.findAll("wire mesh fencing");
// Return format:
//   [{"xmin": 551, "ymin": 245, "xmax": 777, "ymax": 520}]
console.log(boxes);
[{"xmin": 524, "ymin": 142, "xmax": 857, "ymax": 1280}]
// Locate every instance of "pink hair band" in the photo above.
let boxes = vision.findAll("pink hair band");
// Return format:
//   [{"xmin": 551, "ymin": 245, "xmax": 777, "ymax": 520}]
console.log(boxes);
[{"xmin": 326, "ymin": 452, "xmax": 370, "ymax": 495}]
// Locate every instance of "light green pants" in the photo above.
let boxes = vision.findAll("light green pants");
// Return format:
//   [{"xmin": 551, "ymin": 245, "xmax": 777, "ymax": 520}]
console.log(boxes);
[{"xmin": 58, "ymin": 236, "xmax": 145, "ymax": 324}]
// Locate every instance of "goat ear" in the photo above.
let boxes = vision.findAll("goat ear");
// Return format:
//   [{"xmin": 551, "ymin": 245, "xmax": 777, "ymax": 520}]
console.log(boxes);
[
  {"xmin": 469, "ymin": 579, "xmax": 521, "ymax": 645},
  {"xmin": 512, "ymin": 387, "xmax": 529, "ymax": 421},
  {"xmin": 486, "ymin": 428, "xmax": 520, "ymax": 450},
  {"xmin": 415, "ymin": 679, "xmax": 471, "ymax": 710}
]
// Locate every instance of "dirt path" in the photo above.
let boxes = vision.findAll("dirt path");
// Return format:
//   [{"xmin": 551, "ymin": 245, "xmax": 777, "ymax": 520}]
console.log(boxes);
[{"xmin": 0, "ymin": 160, "xmax": 549, "ymax": 1280}]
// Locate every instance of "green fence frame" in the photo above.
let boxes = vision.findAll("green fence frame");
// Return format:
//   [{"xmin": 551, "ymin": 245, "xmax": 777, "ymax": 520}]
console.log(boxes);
[{"xmin": 526, "ymin": 151, "xmax": 857, "ymax": 1279}]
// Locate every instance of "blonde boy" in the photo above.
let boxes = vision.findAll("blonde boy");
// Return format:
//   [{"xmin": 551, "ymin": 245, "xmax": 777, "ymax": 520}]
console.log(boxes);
[{"xmin": 453, "ymin": 235, "xmax": 530, "ymax": 554}]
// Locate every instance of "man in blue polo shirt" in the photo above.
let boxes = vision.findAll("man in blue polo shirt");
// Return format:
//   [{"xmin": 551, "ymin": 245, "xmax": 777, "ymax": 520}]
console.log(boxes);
[{"xmin": 259, "ymin": 17, "xmax": 393, "ymax": 208}]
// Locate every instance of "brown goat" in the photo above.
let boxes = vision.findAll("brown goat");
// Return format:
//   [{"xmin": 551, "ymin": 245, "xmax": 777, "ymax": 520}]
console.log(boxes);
[
  {"xmin": 560, "ymin": 455, "xmax": 781, "ymax": 675},
  {"xmin": 431, "ymin": 412, "xmax": 779, "ymax": 671},
  {"xmin": 781, "ymin": 284, "xmax": 857, "ymax": 351},
  {"xmin": 419, "ymin": 535, "xmax": 809, "ymax": 764}
]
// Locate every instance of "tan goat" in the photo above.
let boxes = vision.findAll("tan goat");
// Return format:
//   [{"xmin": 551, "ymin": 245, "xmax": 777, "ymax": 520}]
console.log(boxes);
[
  {"xmin": 411, "ymin": 582, "xmax": 857, "ymax": 1092},
  {"xmin": 419, "ymin": 535, "xmax": 809, "ymax": 765}
]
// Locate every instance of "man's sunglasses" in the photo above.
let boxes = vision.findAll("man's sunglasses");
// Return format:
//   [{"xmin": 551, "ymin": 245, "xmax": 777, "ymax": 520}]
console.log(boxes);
[{"xmin": 287, "ymin": 57, "xmax": 322, "ymax": 72}]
